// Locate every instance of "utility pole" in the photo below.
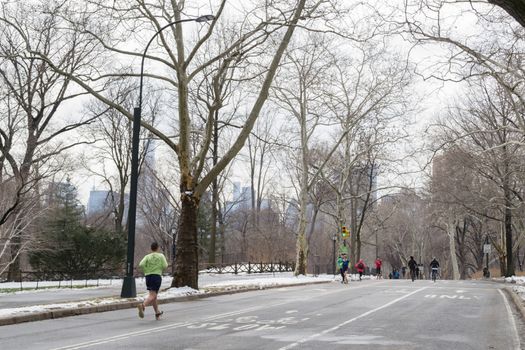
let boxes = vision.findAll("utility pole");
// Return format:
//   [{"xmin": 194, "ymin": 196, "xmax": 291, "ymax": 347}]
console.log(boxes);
[{"xmin": 332, "ymin": 234, "xmax": 337, "ymax": 275}]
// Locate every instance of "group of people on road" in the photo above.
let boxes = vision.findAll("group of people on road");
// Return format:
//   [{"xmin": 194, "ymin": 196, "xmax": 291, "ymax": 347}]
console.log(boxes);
[
  {"xmin": 404, "ymin": 256, "xmax": 441, "ymax": 282},
  {"xmin": 337, "ymin": 255, "xmax": 383, "ymax": 283},
  {"xmin": 337, "ymin": 254, "xmax": 441, "ymax": 283}
]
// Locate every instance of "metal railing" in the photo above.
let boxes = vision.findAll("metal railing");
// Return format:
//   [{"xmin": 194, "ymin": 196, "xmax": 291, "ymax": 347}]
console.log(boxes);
[
  {"xmin": 199, "ymin": 261, "xmax": 295, "ymax": 274},
  {"xmin": 0, "ymin": 261, "xmax": 297, "ymax": 291},
  {"xmin": 0, "ymin": 269, "xmax": 123, "ymax": 292}
]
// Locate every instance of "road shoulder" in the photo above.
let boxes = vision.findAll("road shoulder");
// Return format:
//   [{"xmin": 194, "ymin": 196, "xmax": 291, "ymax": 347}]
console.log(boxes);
[{"xmin": 0, "ymin": 280, "xmax": 331, "ymax": 327}]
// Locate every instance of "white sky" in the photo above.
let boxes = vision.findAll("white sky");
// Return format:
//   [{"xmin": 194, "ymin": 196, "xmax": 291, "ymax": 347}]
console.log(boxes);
[{"xmin": 50, "ymin": 0, "xmax": 515, "ymax": 206}]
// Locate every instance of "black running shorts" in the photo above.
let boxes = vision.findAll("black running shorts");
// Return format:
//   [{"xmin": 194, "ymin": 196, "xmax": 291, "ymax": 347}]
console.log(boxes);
[{"xmin": 145, "ymin": 274, "xmax": 162, "ymax": 293}]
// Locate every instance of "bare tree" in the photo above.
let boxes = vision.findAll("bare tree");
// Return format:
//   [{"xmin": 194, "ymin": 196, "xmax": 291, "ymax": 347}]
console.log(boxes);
[
  {"xmin": 84, "ymin": 81, "xmax": 159, "ymax": 234},
  {"xmin": 319, "ymin": 41, "xmax": 413, "ymax": 268},
  {"xmin": 429, "ymin": 79, "xmax": 525, "ymax": 276},
  {"xmin": 18, "ymin": 0, "xmax": 339, "ymax": 288},
  {"xmin": 271, "ymin": 33, "xmax": 341, "ymax": 275},
  {"xmin": 0, "ymin": 1, "xmax": 97, "ymax": 279}
]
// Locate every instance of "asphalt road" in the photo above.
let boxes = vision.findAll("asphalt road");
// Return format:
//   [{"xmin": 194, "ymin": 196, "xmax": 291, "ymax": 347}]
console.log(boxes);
[{"xmin": 0, "ymin": 279, "xmax": 522, "ymax": 349}]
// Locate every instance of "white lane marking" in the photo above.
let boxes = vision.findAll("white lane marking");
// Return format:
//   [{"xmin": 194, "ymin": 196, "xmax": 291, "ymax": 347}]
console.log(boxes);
[
  {"xmin": 285, "ymin": 310, "xmax": 298, "ymax": 314},
  {"xmin": 50, "ymin": 322, "xmax": 193, "ymax": 350},
  {"xmin": 50, "ymin": 302, "xmax": 291, "ymax": 350},
  {"xmin": 498, "ymin": 289, "xmax": 521, "ymax": 349},
  {"xmin": 49, "ymin": 283, "xmax": 384, "ymax": 350},
  {"xmin": 278, "ymin": 287, "xmax": 428, "ymax": 350},
  {"xmin": 50, "ymin": 281, "xmax": 398, "ymax": 350}
]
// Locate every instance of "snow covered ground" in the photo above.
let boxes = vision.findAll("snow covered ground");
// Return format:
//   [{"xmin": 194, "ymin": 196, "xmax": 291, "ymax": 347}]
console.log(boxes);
[
  {"xmin": 0, "ymin": 273, "xmax": 337, "ymax": 319},
  {"xmin": 503, "ymin": 276, "xmax": 525, "ymax": 301}
]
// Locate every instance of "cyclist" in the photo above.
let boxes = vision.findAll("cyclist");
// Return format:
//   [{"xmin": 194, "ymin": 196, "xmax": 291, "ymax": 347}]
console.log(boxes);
[
  {"xmin": 430, "ymin": 257, "xmax": 440, "ymax": 282},
  {"xmin": 408, "ymin": 256, "xmax": 417, "ymax": 282}
]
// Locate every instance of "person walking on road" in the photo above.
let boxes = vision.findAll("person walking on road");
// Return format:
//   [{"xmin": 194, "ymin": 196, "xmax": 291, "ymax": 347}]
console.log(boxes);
[
  {"xmin": 374, "ymin": 258, "xmax": 382, "ymax": 279},
  {"xmin": 355, "ymin": 259, "xmax": 366, "ymax": 281},
  {"xmin": 408, "ymin": 256, "xmax": 417, "ymax": 282},
  {"xmin": 337, "ymin": 254, "xmax": 349, "ymax": 284},
  {"xmin": 430, "ymin": 257, "xmax": 440, "ymax": 282},
  {"xmin": 137, "ymin": 242, "xmax": 168, "ymax": 320}
]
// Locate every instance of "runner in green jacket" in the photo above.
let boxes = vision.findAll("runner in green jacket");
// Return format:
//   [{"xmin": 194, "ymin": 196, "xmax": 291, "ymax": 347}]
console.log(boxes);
[{"xmin": 137, "ymin": 242, "xmax": 168, "ymax": 320}]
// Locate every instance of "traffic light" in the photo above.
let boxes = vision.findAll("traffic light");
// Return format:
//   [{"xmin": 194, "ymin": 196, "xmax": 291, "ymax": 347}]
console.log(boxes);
[{"xmin": 341, "ymin": 226, "xmax": 349, "ymax": 239}]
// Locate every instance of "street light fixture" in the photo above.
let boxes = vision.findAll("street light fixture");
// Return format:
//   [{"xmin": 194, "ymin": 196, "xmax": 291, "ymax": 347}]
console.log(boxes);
[{"xmin": 121, "ymin": 14, "xmax": 215, "ymax": 298}]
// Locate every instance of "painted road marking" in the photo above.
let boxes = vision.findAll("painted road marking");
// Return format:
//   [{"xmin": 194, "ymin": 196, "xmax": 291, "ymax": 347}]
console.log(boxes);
[
  {"xmin": 50, "ymin": 302, "xmax": 292, "ymax": 350},
  {"xmin": 49, "ymin": 282, "xmax": 387, "ymax": 350},
  {"xmin": 184, "ymin": 315, "xmax": 310, "ymax": 332},
  {"xmin": 278, "ymin": 287, "xmax": 428, "ymax": 350},
  {"xmin": 424, "ymin": 294, "xmax": 475, "ymax": 300}
]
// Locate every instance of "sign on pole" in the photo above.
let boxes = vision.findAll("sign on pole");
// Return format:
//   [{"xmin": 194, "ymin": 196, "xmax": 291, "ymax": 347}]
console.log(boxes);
[{"xmin": 483, "ymin": 244, "xmax": 491, "ymax": 254}]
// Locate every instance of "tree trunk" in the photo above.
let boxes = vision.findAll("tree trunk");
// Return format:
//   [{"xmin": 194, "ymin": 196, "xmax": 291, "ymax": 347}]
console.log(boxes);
[
  {"xmin": 488, "ymin": 0, "xmax": 525, "ymax": 28},
  {"xmin": 499, "ymin": 254, "xmax": 507, "ymax": 276},
  {"xmin": 447, "ymin": 220, "xmax": 460, "ymax": 280},
  {"xmin": 504, "ymin": 192, "xmax": 514, "ymax": 276},
  {"xmin": 172, "ymin": 193, "xmax": 199, "ymax": 289},
  {"xmin": 209, "ymin": 179, "xmax": 217, "ymax": 265},
  {"xmin": 209, "ymin": 114, "xmax": 219, "ymax": 264},
  {"xmin": 294, "ymin": 186, "xmax": 309, "ymax": 276},
  {"xmin": 350, "ymin": 197, "xmax": 358, "ymax": 269},
  {"xmin": 517, "ymin": 245, "xmax": 523, "ymax": 271}
]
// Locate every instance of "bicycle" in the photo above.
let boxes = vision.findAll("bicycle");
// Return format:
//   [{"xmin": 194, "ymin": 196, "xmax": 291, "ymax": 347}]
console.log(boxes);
[{"xmin": 431, "ymin": 268, "xmax": 439, "ymax": 282}]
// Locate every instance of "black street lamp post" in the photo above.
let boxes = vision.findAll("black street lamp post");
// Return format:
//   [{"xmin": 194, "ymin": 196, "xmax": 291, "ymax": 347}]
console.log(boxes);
[
  {"xmin": 332, "ymin": 234, "xmax": 337, "ymax": 276},
  {"xmin": 121, "ymin": 15, "xmax": 215, "ymax": 298}
]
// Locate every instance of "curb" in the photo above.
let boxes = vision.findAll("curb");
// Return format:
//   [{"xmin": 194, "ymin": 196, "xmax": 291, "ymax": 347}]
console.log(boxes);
[
  {"xmin": 0, "ymin": 280, "xmax": 332, "ymax": 327},
  {"xmin": 503, "ymin": 286, "xmax": 525, "ymax": 321}
]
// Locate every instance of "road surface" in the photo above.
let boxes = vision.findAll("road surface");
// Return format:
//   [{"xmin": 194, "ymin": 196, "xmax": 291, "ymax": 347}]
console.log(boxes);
[{"xmin": 0, "ymin": 279, "xmax": 522, "ymax": 349}]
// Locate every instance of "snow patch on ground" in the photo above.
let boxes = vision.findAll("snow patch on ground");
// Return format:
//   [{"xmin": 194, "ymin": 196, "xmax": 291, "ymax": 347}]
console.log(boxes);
[
  {"xmin": 0, "ymin": 286, "xmax": 203, "ymax": 318},
  {"xmin": 0, "ymin": 274, "xmax": 334, "ymax": 319},
  {"xmin": 504, "ymin": 276, "xmax": 525, "ymax": 285},
  {"xmin": 512, "ymin": 285, "xmax": 525, "ymax": 299},
  {"xmin": 502, "ymin": 276, "xmax": 525, "ymax": 301}
]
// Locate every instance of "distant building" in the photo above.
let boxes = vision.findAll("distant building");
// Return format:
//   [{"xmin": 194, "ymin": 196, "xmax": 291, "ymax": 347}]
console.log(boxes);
[
  {"xmin": 226, "ymin": 182, "xmax": 270, "ymax": 213},
  {"xmin": 87, "ymin": 190, "xmax": 113, "ymax": 215},
  {"xmin": 86, "ymin": 189, "xmax": 129, "ymax": 221}
]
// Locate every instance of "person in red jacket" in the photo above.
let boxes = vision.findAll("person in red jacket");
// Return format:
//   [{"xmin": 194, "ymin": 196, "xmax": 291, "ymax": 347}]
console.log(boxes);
[
  {"xmin": 374, "ymin": 258, "xmax": 382, "ymax": 279},
  {"xmin": 355, "ymin": 259, "xmax": 366, "ymax": 281}
]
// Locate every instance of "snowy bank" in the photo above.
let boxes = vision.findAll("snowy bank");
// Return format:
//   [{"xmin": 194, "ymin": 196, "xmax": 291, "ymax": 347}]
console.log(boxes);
[
  {"xmin": 502, "ymin": 276, "xmax": 525, "ymax": 302},
  {"xmin": 0, "ymin": 274, "xmax": 333, "ymax": 319}
]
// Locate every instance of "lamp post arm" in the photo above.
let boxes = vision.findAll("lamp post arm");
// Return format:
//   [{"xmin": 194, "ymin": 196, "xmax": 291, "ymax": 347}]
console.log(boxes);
[{"xmin": 138, "ymin": 18, "xmax": 197, "ymax": 110}]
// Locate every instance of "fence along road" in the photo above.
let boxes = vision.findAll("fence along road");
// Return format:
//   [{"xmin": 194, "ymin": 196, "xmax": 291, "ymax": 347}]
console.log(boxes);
[{"xmin": 0, "ymin": 279, "xmax": 521, "ymax": 350}]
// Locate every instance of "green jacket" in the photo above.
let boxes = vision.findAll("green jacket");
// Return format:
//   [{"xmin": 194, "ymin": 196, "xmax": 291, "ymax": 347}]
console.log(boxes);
[
  {"xmin": 337, "ymin": 257, "xmax": 343, "ymax": 269},
  {"xmin": 139, "ymin": 252, "xmax": 168, "ymax": 276}
]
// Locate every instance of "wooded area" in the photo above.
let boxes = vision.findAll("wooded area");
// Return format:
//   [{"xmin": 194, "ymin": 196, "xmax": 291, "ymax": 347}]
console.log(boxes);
[{"xmin": 1, "ymin": 0, "xmax": 525, "ymax": 288}]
